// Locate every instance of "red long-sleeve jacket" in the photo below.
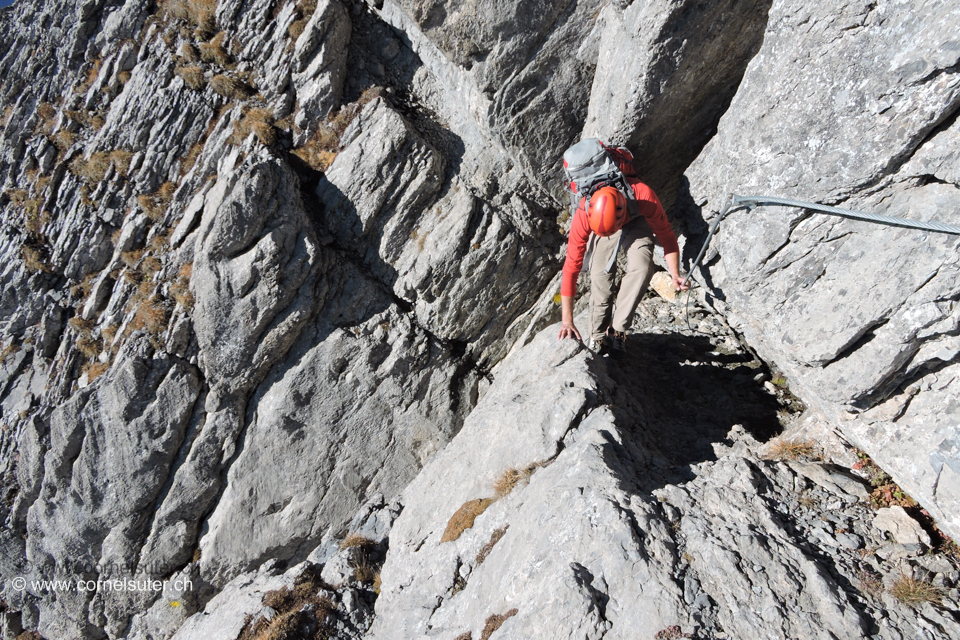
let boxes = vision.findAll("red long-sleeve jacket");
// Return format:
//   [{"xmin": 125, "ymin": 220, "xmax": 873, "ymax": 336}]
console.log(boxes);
[{"xmin": 561, "ymin": 179, "xmax": 679, "ymax": 297}]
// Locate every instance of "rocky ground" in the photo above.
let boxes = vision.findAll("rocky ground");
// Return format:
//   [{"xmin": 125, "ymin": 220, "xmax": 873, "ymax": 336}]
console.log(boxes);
[
  {"xmin": 164, "ymin": 285, "xmax": 960, "ymax": 640},
  {"xmin": 0, "ymin": 0, "xmax": 957, "ymax": 638}
]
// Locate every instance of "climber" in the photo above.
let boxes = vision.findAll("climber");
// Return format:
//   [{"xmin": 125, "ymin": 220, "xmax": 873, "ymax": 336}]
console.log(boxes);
[{"xmin": 557, "ymin": 180, "xmax": 689, "ymax": 354}]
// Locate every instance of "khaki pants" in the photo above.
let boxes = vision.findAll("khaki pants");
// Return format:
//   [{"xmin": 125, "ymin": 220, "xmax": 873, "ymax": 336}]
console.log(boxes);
[{"xmin": 589, "ymin": 217, "xmax": 656, "ymax": 342}]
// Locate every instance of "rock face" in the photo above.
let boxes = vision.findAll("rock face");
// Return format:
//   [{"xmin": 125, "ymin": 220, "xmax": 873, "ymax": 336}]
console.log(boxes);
[
  {"xmin": 0, "ymin": 0, "xmax": 958, "ymax": 638},
  {"xmin": 680, "ymin": 0, "xmax": 960, "ymax": 538},
  {"xmin": 370, "ymin": 313, "xmax": 959, "ymax": 639}
]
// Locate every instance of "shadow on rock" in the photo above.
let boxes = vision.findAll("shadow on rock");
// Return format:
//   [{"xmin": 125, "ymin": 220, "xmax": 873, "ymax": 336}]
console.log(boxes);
[{"xmin": 604, "ymin": 329, "xmax": 785, "ymax": 487}]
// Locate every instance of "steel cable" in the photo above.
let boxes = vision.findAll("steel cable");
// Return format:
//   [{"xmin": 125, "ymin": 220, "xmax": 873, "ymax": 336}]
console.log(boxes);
[{"xmin": 681, "ymin": 193, "xmax": 960, "ymax": 330}]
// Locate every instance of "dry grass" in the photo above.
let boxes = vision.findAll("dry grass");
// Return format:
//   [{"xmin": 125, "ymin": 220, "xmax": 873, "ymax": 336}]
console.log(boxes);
[
  {"xmin": 163, "ymin": 0, "xmax": 218, "ymax": 36},
  {"xmin": 357, "ymin": 85, "xmax": 383, "ymax": 108},
  {"xmin": 297, "ymin": 0, "xmax": 318, "ymax": 14},
  {"xmin": 454, "ymin": 634, "xmax": 472, "ymax": 640},
  {"xmin": 475, "ymin": 525, "xmax": 508, "ymax": 565},
  {"xmin": 21, "ymin": 245, "xmax": 51, "ymax": 273},
  {"xmin": 199, "ymin": 31, "xmax": 230, "ymax": 65},
  {"xmin": 130, "ymin": 280, "xmax": 156, "ymax": 307},
  {"xmin": 35, "ymin": 175, "xmax": 52, "ymax": 195},
  {"xmin": 149, "ymin": 231, "xmax": 171, "ymax": 253},
  {"xmin": 129, "ymin": 296, "xmax": 170, "ymax": 336},
  {"xmin": 6, "ymin": 188, "xmax": 28, "ymax": 204},
  {"xmin": 178, "ymin": 42, "xmax": 200, "ymax": 63},
  {"xmin": 158, "ymin": 181, "xmax": 177, "ymax": 202},
  {"xmin": 232, "ymin": 107, "xmax": 277, "ymax": 145},
  {"xmin": 110, "ymin": 150, "xmax": 134, "ymax": 176},
  {"xmin": 138, "ymin": 182, "xmax": 177, "ymax": 220},
  {"xmin": 69, "ymin": 151, "xmax": 112, "ymax": 183},
  {"xmin": 493, "ymin": 464, "xmax": 539, "ymax": 498},
  {"xmin": 101, "ymin": 323, "xmax": 119, "ymax": 345},
  {"xmin": 70, "ymin": 149, "xmax": 133, "ymax": 184},
  {"xmin": 23, "ymin": 202, "xmax": 48, "ymax": 236},
  {"xmin": 82, "ymin": 361, "xmax": 110, "ymax": 382},
  {"xmin": 168, "ymin": 262, "xmax": 195, "ymax": 309},
  {"xmin": 176, "ymin": 65, "xmax": 206, "ymax": 90},
  {"xmin": 237, "ymin": 565, "xmax": 335, "ymax": 640},
  {"xmin": 37, "ymin": 102, "xmax": 57, "ymax": 122},
  {"xmin": 120, "ymin": 249, "xmax": 145, "ymax": 268},
  {"xmin": 68, "ymin": 315, "xmax": 96, "ymax": 334},
  {"xmin": 210, "ymin": 74, "xmax": 250, "ymax": 100},
  {"xmin": 441, "ymin": 498, "xmax": 495, "ymax": 543},
  {"xmin": 889, "ymin": 573, "xmax": 942, "ymax": 607},
  {"xmin": 480, "ymin": 609, "xmax": 518, "ymax": 640},
  {"xmin": 76, "ymin": 335, "xmax": 102, "ymax": 358},
  {"xmin": 77, "ymin": 59, "xmax": 103, "ymax": 94},
  {"xmin": 352, "ymin": 557, "xmax": 378, "ymax": 584},
  {"xmin": 118, "ymin": 71, "xmax": 132, "ymax": 85},
  {"xmin": 141, "ymin": 254, "xmax": 162, "ymax": 276},
  {"xmin": 52, "ymin": 128, "xmax": 75, "ymax": 152},
  {"xmin": 856, "ymin": 569, "xmax": 884, "ymax": 599},
  {"xmin": 180, "ymin": 141, "xmax": 205, "ymax": 175},
  {"xmin": 290, "ymin": 87, "xmax": 383, "ymax": 171},
  {"xmin": 942, "ymin": 538, "xmax": 960, "ymax": 560},
  {"xmin": 764, "ymin": 438, "xmax": 818, "ymax": 461},
  {"xmin": 291, "ymin": 141, "xmax": 337, "ymax": 171},
  {"xmin": 70, "ymin": 272, "xmax": 99, "ymax": 300},
  {"xmin": 339, "ymin": 533, "xmax": 376, "ymax": 552},
  {"xmin": 288, "ymin": 18, "xmax": 307, "ymax": 40},
  {"xmin": 797, "ymin": 492, "xmax": 818, "ymax": 509},
  {"xmin": 0, "ymin": 343, "xmax": 21, "ymax": 365}
]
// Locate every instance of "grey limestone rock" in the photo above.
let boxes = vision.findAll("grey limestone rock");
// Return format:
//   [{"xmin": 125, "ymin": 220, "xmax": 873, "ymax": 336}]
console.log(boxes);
[
  {"xmin": 17, "ymin": 340, "xmax": 200, "ymax": 638},
  {"xmin": 192, "ymin": 144, "xmax": 324, "ymax": 398},
  {"xmin": 2, "ymin": 0, "xmax": 959, "ymax": 637},
  {"xmin": 381, "ymin": 0, "xmax": 605, "ymax": 181},
  {"xmin": 197, "ymin": 303, "xmax": 475, "ymax": 588},
  {"xmin": 291, "ymin": 0, "xmax": 352, "ymax": 142},
  {"xmin": 682, "ymin": 0, "xmax": 960, "ymax": 538},
  {"xmin": 583, "ymin": 0, "xmax": 772, "ymax": 208},
  {"xmin": 318, "ymin": 97, "xmax": 560, "ymax": 362},
  {"xmin": 370, "ymin": 316, "xmax": 959, "ymax": 639},
  {"xmin": 873, "ymin": 505, "xmax": 933, "ymax": 547}
]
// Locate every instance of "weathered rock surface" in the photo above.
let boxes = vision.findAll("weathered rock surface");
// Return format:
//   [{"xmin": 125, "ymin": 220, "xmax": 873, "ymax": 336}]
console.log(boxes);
[
  {"xmin": 1, "ymin": 0, "xmax": 958, "ymax": 637},
  {"xmin": 583, "ymin": 0, "xmax": 772, "ymax": 208},
  {"xmin": 681, "ymin": 0, "xmax": 960, "ymax": 538},
  {"xmin": 371, "ymin": 313, "xmax": 960, "ymax": 639},
  {"xmin": 317, "ymin": 97, "xmax": 559, "ymax": 361},
  {"xmin": 16, "ymin": 341, "xmax": 200, "ymax": 639}
]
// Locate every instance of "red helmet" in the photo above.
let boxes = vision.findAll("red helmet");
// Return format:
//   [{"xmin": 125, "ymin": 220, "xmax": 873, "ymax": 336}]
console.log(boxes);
[{"xmin": 586, "ymin": 186, "xmax": 627, "ymax": 236}]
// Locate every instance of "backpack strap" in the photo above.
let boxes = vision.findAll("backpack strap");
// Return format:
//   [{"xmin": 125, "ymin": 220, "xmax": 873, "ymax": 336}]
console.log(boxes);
[
  {"xmin": 621, "ymin": 178, "xmax": 639, "ymax": 222},
  {"xmin": 601, "ymin": 180, "xmax": 635, "ymax": 274},
  {"xmin": 584, "ymin": 230, "xmax": 599, "ymax": 275}
]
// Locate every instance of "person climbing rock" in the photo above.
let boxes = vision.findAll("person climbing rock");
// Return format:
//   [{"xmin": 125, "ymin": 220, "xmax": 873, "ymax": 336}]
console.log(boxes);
[{"xmin": 557, "ymin": 139, "xmax": 689, "ymax": 354}]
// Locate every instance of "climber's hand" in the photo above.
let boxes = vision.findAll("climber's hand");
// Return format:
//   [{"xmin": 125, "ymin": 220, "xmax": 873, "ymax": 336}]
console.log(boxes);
[{"xmin": 558, "ymin": 321, "xmax": 582, "ymax": 341}]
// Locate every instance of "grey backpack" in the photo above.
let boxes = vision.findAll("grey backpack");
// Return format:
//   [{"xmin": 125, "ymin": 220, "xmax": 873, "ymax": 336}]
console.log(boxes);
[
  {"xmin": 562, "ymin": 138, "xmax": 640, "ymax": 270},
  {"xmin": 562, "ymin": 138, "xmax": 639, "ymax": 222}
]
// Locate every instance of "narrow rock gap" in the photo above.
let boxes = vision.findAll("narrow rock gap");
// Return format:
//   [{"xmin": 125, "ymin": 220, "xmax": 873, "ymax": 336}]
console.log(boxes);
[{"xmin": 821, "ymin": 317, "xmax": 890, "ymax": 368}]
